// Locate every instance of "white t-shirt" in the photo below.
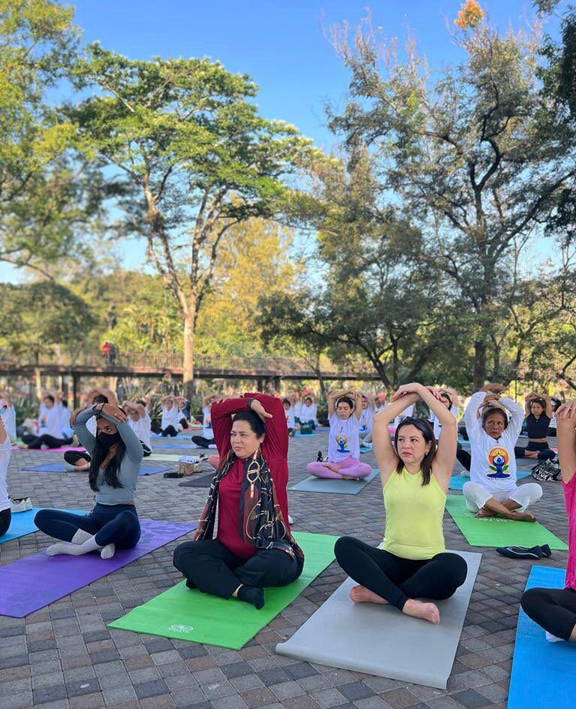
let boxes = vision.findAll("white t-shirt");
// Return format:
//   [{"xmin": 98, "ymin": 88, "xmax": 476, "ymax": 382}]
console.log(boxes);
[
  {"xmin": 0, "ymin": 436, "xmax": 10, "ymax": 513},
  {"xmin": 359, "ymin": 407, "xmax": 374, "ymax": 435},
  {"xmin": 300, "ymin": 403, "xmax": 317, "ymax": 424},
  {"xmin": 39, "ymin": 404, "xmax": 63, "ymax": 438},
  {"xmin": 129, "ymin": 417, "xmax": 151, "ymax": 448},
  {"xmin": 161, "ymin": 406, "xmax": 180, "ymax": 431},
  {"xmin": 285, "ymin": 406, "xmax": 296, "ymax": 429},
  {"xmin": 1, "ymin": 405, "xmax": 16, "ymax": 441},
  {"xmin": 294, "ymin": 401, "xmax": 302, "ymax": 420},
  {"xmin": 328, "ymin": 413, "xmax": 361, "ymax": 462},
  {"xmin": 465, "ymin": 392, "xmax": 524, "ymax": 493},
  {"xmin": 60, "ymin": 406, "xmax": 72, "ymax": 438},
  {"xmin": 394, "ymin": 404, "xmax": 414, "ymax": 429},
  {"xmin": 87, "ymin": 416, "xmax": 97, "ymax": 436},
  {"xmin": 431, "ymin": 405, "xmax": 458, "ymax": 439},
  {"xmin": 202, "ymin": 406, "xmax": 214, "ymax": 440}
]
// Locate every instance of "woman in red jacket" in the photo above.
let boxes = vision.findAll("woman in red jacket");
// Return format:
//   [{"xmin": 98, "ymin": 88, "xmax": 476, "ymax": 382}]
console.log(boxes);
[{"xmin": 173, "ymin": 393, "xmax": 303, "ymax": 610}]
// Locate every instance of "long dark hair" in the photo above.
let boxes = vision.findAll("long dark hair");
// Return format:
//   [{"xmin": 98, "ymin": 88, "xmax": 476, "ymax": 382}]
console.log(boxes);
[
  {"xmin": 394, "ymin": 417, "xmax": 436, "ymax": 486},
  {"xmin": 88, "ymin": 415, "xmax": 126, "ymax": 491}
]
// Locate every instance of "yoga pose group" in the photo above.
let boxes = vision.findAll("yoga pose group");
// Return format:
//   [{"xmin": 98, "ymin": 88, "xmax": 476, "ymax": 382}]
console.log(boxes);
[{"xmin": 1, "ymin": 380, "xmax": 574, "ymax": 651}]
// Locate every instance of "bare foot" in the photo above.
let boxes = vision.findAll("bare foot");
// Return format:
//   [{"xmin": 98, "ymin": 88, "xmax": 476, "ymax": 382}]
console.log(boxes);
[
  {"xmin": 525, "ymin": 451, "xmax": 538, "ymax": 458},
  {"xmin": 476, "ymin": 508, "xmax": 496, "ymax": 518},
  {"xmin": 508, "ymin": 510, "xmax": 537, "ymax": 523},
  {"xmin": 325, "ymin": 463, "xmax": 341, "ymax": 474},
  {"xmin": 403, "ymin": 599, "xmax": 440, "ymax": 624},
  {"xmin": 349, "ymin": 585, "xmax": 388, "ymax": 604}
]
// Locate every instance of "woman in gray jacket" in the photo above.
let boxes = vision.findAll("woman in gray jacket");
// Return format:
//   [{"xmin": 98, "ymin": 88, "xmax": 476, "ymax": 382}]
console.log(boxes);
[{"xmin": 34, "ymin": 402, "xmax": 143, "ymax": 560}]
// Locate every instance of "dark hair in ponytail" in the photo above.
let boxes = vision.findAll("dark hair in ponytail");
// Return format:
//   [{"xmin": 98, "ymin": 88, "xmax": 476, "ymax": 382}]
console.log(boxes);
[
  {"xmin": 88, "ymin": 415, "xmax": 126, "ymax": 492},
  {"xmin": 394, "ymin": 417, "xmax": 436, "ymax": 486}
]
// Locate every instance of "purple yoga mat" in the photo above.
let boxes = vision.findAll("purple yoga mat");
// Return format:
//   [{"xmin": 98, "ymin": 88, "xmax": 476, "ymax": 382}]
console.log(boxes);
[{"xmin": 0, "ymin": 519, "xmax": 196, "ymax": 618}]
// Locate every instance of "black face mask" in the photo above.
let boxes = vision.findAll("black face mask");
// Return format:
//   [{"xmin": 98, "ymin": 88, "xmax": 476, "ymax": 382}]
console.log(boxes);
[{"xmin": 98, "ymin": 432, "xmax": 121, "ymax": 448}]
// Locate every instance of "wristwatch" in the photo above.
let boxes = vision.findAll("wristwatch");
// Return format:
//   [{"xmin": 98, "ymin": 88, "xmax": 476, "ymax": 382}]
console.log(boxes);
[{"xmin": 246, "ymin": 397, "xmax": 254, "ymax": 411}]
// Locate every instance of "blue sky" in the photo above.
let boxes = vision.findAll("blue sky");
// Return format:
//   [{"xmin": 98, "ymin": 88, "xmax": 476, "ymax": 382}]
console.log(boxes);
[{"xmin": 1, "ymin": 0, "xmax": 560, "ymax": 281}]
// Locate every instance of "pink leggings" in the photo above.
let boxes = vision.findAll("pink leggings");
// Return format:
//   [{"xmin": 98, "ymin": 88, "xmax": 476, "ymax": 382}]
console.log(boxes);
[{"xmin": 307, "ymin": 456, "xmax": 372, "ymax": 480}]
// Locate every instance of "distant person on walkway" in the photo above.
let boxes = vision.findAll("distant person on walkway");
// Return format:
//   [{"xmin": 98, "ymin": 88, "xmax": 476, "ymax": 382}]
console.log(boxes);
[{"xmin": 101, "ymin": 341, "xmax": 111, "ymax": 364}]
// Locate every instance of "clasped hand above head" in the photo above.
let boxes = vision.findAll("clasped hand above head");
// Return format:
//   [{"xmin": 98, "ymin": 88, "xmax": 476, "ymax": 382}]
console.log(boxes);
[
  {"xmin": 249, "ymin": 399, "xmax": 273, "ymax": 422},
  {"xmin": 556, "ymin": 400, "xmax": 576, "ymax": 420},
  {"xmin": 390, "ymin": 383, "xmax": 442, "ymax": 403},
  {"xmin": 95, "ymin": 403, "xmax": 128, "ymax": 423}
]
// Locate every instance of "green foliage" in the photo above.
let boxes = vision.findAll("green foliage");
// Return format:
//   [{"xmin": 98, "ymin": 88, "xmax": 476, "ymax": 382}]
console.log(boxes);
[{"xmin": 0, "ymin": 280, "xmax": 96, "ymax": 362}]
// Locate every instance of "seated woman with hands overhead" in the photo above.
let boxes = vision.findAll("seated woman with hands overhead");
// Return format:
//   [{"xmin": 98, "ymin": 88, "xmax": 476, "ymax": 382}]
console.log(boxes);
[
  {"xmin": 307, "ymin": 389, "xmax": 372, "ymax": 481},
  {"xmin": 335, "ymin": 383, "xmax": 468, "ymax": 625},
  {"xmin": 460, "ymin": 384, "xmax": 542, "ymax": 522},
  {"xmin": 514, "ymin": 392, "xmax": 556, "ymax": 462},
  {"xmin": 173, "ymin": 393, "xmax": 303, "ymax": 611},
  {"xmin": 35, "ymin": 401, "xmax": 143, "ymax": 560}
]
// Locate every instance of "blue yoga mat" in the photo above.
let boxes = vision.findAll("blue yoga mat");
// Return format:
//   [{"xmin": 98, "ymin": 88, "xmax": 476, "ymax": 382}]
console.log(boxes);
[
  {"xmin": 509, "ymin": 566, "xmax": 576, "ymax": 709},
  {"xmin": 0, "ymin": 508, "xmax": 86, "ymax": 544},
  {"xmin": 295, "ymin": 432, "xmax": 317, "ymax": 437},
  {"xmin": 23, "ymin": 463, "xmax": 170, "ymax": 476},
  {"xmin": 449, "ymin": 470, "xmax": 531, "ymax": 491}
]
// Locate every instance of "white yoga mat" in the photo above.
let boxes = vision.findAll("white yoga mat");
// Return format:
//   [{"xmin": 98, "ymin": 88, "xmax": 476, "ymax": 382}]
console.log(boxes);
[{"xmin": 275, "ymin": 549, "xmax": 481, "ymax": 689}]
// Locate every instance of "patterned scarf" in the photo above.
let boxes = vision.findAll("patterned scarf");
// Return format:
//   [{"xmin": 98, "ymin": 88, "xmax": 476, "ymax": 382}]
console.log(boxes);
[{"xmin": 194, "ymin": 448, "xmax": 304, "ymax": 564}]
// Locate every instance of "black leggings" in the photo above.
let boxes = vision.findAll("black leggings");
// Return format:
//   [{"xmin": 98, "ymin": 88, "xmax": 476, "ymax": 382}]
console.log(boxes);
[
  {"xmin": 335, "ymin": 536, "xmax": 468, "ymax": 611},
  {"xmin": 0, "ymin": 508, "xmax": 11, "ymax": 537},
  {"xmin": 22, "ymin": 433, "xmax": 72, "ymax": 449},
  {"xmin": 514, "ymin": 441, "xmax": 555, "ymax": 461},
  {"xmin": 191, "ymin": 435, "xmax": 215, "ymax": 448},
  {"xmin": 456, "ymin": 443, "xmax": 471, "ymax": 471},
  {"xmin": 161, "ymin": 426, "xmax": 178, "ymax": 437},
  {"xmin": 34, "ymin": 504, "xmax": 141, "ymax": 548},
  {"xmin": 521, "ymin": 587, "xmax": 576, "ymax": 641},
  {"xmin": 173, "ymin": 539, "xmax": 303, "ymax": 599}
]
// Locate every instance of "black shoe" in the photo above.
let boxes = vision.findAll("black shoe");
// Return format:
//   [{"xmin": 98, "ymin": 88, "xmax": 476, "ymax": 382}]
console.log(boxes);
[
  {"xmin": 496, "ymin": 546, "xmax": 544, "ymax": 560},
  {"xmin": 163, "ymin": 472, "xmax": 183, "ymax": 479},
  {"xmin": 540, "ymin": 544, "xmax": 552, "ymax": 558},
  {"xmin": 316, "ymin": 451, "xmax": 324, "ymax": 462}
]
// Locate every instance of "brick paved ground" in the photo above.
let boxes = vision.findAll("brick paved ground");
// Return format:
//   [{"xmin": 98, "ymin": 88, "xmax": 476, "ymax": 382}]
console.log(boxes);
[{"xmin": 0, "ymin": 431, "xmax": 568, "ymax": 709}]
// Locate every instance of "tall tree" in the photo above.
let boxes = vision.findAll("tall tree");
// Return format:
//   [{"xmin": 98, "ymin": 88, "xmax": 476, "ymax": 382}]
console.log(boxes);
[
  {"xmin": 0, "ymin": 0, "xmax": 99, "ymax": 275},
  {"xmin": 69, "ymin": 46, "xmax": 316, "ymax": 398},
  {"xmin": 0, "ymin": 280, "xmax": 96, "ymax": 396},
  {"xmin": 327, "ymin": 7, "xmax": 576, "ymax": 387}
]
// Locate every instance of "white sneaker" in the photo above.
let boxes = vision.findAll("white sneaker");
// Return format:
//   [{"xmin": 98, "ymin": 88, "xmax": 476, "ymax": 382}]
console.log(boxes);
[
  {"xmin": 546, "ymin": 631, "xmax": 565, "ymax": 643},
  {"xmin": 11, "ymin": 497, "xmax": 32, "ymax": 513},
  {"xmin": 208, "ymin": 444, "xmax": 217, "ymax": 449},
  {"xmin": 288, "ymin": 515, "xmax": 294, "ymax": 524}
]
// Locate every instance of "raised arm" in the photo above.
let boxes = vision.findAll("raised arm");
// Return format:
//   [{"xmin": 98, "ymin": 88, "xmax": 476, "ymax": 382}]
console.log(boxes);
[
  {"xmin": 74, "ymin": 406, "xmax": 98, "ymax": 453},
  {"xmin": 0, "ymin": 391, "xmax": 12, "ymax": 408},
  {"xmin": 245, "ymin": 393, "xmax": 288, "ymax": 458},
  {"xmin": 418, "ymin": 386, "xmax": 457, "ymax": 487},
  {"xmin": 327, "ymin": 389, "xmax": 354, "ymax": 418},
  {"xmin": 556, "ymin": 401, "xmax": 576, "ymax": 484},
  {"xmin": 464, "ymin": 392, "xmax": 487, "ymax": 442},
  {"xmin": 373, "ymin": 391, "xmax": 419, "ymax": 479},
  {"xmin": 352, "ymin": 391, "xmax": 362, "ymax": 420},
  {"xmin": 93, "ymin": 403, "xmax": 143, "ymax": 464},
  {"xmin": 0, "ymin": 415, "xmax": 6, "ymax": 445},
  {"xmin": 498, "ymin": 395, "xmax": 524, "ymax": 439}
]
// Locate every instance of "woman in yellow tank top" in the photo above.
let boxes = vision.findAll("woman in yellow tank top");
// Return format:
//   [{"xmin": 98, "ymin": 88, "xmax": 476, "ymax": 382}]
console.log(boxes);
[{"xmin": 335, "ymin": 383, "xmax": 468, "ymax": 625}]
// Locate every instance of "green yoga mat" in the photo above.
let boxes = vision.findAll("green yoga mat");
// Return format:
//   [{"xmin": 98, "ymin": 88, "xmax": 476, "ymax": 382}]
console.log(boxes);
[
  {"xmin": 446, "ymin": 495, "xmax": 568, "ymax": 550},
  {"xmin": 108, "ymin": 531, "xmax": 337, "ymax": 649}
]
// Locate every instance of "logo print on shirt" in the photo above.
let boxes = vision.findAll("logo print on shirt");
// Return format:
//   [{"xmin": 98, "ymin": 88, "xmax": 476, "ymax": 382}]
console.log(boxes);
[
  {"xmin": 486, "ymin": 446, "xmax": 510, "ymax": 479},
  {"xmin": 335, "ymin": 434, "xmax": 350, "ymax": 454}
]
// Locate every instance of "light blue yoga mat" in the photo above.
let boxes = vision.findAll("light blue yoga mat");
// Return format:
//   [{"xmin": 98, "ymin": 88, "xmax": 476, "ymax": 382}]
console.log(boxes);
[
  {"xmin": 449, "ymin": 470, "xmax": 531, "ymax": 491},
  {"xmin": 0, "ymin": 508, "xmax": 86, "ymax": 544},
  {"xmin": 289, "ymin": 468, "xmax": 379, "ymax": 495},
  {"xmin": 23, "ymin": 463, "xmax": 170, "ymax": 476},
  {"xmin": 509, "ymin": 566, "xmax": 576, "ymax": 709},
  {"xmin": 295, "ymin": 432, "xmax": 317, "ymax": 437}
]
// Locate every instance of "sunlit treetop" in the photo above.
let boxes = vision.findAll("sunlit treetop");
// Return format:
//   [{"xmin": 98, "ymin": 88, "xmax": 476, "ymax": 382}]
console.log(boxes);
[{"xmin": 454, "ymin": 0, "xmax": 484, "ymax": 30}]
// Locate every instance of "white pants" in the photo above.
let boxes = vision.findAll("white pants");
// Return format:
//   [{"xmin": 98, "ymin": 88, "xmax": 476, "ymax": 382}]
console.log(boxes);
[{"xmin": 462, "ymin": 481, "xmax": 543, "ymax": 513}]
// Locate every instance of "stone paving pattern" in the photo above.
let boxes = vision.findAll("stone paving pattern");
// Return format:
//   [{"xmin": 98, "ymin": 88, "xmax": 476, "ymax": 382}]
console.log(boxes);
[{"xmin": 0, "ymin": 430, "xmax": 568, "ymax": 709}]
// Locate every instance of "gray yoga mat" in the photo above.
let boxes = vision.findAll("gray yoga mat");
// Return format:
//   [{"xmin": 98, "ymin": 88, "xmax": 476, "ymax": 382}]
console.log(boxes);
[
  {"xmin": 289, "ymin": 468, "xmax": 379, "ymax": 495},
  {"xmin": 276, "ymin": 549, "xmax": 481, "ymax": 689},
  {"xmin": 178, "ymin": 473, "xmax": 215, "ymax": 488}
]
